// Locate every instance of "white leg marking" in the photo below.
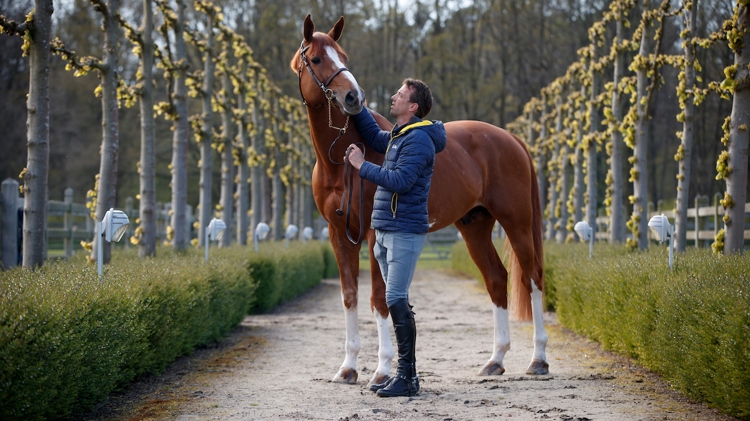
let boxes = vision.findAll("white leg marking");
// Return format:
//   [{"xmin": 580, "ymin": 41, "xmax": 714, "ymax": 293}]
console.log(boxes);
[
  {"xmin": 530, "ymin": 280, "xmax": 548, "ymax": 362},
  {"xmin": 374, "ymin": 310, "xmax": 394, "ymax": 378},
  {"xmin": 489, "ymin": 304, "xmax": 511, "ymax": 365},
  {"xmin": 341, "ymin": 303, "xmax": 360, "ymax": 372}
]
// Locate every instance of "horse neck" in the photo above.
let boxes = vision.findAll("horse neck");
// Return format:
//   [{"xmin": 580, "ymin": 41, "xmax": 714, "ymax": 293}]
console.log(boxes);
[{"xmin": 306, "ymin": 104, "xmax": 357, "ymax": 175}]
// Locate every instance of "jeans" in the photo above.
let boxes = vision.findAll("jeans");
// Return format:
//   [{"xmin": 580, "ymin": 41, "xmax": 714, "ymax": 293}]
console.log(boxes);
[{"xmin": 373, "ymin": 230, "xmax": 427, "ymax": 307}]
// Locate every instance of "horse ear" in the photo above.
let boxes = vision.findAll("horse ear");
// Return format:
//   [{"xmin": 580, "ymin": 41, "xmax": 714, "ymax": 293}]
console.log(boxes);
[
  {"xmin": 304, "ymin": 14, "xmax": 314, "ymax": 43},
  {"xmin": 328, "ymin": 16, "xmax": 344, "ymax": 41}
]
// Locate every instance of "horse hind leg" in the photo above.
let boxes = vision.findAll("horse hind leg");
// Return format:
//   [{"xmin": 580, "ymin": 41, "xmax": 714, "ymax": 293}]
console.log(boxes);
[
  {"xmin": 456, "ymin": 207, "xmax": 510, "ymax": 376},
  {"xmin": 496, "ymin": 211, "xmax": 549, "ymax": 375},
  {"xmin": 526, "ymin": 277, "xmax": 549, "ymax": 375}
]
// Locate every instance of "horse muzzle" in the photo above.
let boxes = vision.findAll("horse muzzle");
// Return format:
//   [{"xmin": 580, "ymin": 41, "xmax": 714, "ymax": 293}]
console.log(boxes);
[{"xmin": 337, "ymin": 88, "xmax": 364, "ymax": 116}]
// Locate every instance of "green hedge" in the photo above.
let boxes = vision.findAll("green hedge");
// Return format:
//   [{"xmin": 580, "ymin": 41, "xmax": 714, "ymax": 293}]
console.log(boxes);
[
  {"xmin": 249, "ymin": 241, "xmax": 338, "ymax": 313},
  {"xmin": 452, "ymin": 239, "xmax": 750, "ymax": 419},
  {"xmin": 0, "ymin": 242, "xmax": 336, "ymax": 421}
]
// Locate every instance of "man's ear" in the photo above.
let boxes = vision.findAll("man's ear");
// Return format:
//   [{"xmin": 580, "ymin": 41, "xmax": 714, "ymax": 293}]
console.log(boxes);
[{"xmin": 409, "ymin": 102, "xmax": 419, "ymax": 115}]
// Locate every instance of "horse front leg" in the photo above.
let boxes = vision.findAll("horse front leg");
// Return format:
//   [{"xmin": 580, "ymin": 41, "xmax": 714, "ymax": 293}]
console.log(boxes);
[
  {"xmin": 526, "ymin": 279, "xmax": 549, "ymax": 375},
  {"xmin": 330, "ymin": 229, "xmax": 362, "ymax": 384},
  {"xmin": 368, "ymin": 230, "xmax": 394, "ymax": 386}
]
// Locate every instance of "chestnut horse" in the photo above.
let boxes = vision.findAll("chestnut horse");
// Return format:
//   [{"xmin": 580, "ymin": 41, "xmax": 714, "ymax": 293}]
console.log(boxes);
[{"xmin": 290, "ymin": 15, "xmax": 548, "ymax": 387}]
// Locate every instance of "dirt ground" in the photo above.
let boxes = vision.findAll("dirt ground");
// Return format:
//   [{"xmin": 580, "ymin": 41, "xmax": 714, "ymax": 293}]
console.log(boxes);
[{"xmin": 78, "ymin": 269, "xmax": 737, "ymax": 421}]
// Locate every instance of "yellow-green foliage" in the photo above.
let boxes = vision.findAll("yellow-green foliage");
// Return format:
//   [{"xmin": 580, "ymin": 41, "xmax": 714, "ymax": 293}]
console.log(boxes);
[
  {"xmin": 545, "ymin": 243, "xmax": 750, "ymax": 419},
  {"xmin": 0, "ymin": 242, "xmax": 335, "ymax": 421}
]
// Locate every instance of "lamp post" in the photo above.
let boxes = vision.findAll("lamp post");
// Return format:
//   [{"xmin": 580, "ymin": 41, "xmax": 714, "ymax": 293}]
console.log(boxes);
[
  {"xmin": 648, "ymin": 214, "xmax": 674, "ymax": 270},
  {"xmin": 285, "ymin": 224, "xmax": 299, "ymax": 248},
  {"xmin": 204, "ymin": 218, "xmax": 226, "ymax": 261},
  {"xmin": 254, "ymin": 222, "xmax": 270, "ymax": 252},
  {"xmin": 574, "ymin": 221, "xmax": 594, "ymax": 258},
  {"xmin": 301, "ymin": 226, "xmax": 313, "ymax": 243},
  {"xmin": 97, "ymin": 208, "xmax": 130, "ymax": 281}
]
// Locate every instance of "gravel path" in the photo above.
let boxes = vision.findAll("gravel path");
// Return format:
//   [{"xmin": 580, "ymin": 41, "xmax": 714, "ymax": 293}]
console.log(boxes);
[{"xmin": 79, "ymin": 269, "xmax": 736, "ymax": 421}]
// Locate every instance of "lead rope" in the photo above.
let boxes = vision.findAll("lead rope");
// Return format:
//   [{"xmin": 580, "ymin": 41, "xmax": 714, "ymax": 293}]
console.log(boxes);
[{"xmin": 337, "ymin": 144, "xmax": 365, "ymax": 245}]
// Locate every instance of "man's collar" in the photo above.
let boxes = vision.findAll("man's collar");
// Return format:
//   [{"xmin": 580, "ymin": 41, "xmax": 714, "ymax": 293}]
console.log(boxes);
[{"xmin": 393, "ymin": 116, "xmax": 423, "ymax": 135}]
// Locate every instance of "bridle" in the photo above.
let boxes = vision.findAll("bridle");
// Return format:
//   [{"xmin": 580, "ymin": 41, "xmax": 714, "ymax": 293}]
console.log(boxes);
[{"xmin": 297, "ymin": 40, "xmax": 364, "ymax": 245}]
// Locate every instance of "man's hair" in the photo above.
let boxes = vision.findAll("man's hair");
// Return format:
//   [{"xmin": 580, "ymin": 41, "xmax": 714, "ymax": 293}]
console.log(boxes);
[{"xmin": 403, "ymin": 78, "xmax": 432, "ymax": 119}]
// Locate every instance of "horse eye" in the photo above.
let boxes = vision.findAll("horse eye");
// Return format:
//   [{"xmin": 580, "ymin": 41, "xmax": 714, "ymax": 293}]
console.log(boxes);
[{"xmin": 311, "ymin": 57, "xmax": 321, "ymax": 64}]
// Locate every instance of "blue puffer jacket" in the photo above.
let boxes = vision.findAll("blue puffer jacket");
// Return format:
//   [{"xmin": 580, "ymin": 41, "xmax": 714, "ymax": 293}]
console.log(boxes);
[{"xmin": 353, "ymin": 108, "xmax": 447, "ymax": 234}]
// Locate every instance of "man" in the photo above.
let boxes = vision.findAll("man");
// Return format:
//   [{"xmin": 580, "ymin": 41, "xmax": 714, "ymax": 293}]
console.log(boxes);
[{"xmin": 346, "ymin": 79, "xmax": 447, "ymax": 397}]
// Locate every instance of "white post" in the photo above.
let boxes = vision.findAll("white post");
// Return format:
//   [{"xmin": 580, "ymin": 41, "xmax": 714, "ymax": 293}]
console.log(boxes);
[
  {"xmin": 254, "ymin": 233, "xmax": 259, "ymax": 252},
  {"xmin": 97, "ymin": 220, "xmax": 103, "ymax": 280},
  {"xmin": 205, "ymin": 229, "xmax": 209, "ymax": 261},
  {"xmin": 668, "ymin": 223, "xmax": 674, "ymax": 271},
  {"xmin": 588, "ymin": 226, "xmax": 594, "ymax": 258}
]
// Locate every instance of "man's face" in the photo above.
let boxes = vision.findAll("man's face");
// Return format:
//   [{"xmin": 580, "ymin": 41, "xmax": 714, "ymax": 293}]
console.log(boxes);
[{"xmin": 390, "ymin": 84, "xmax": 417, "ymax": 120}]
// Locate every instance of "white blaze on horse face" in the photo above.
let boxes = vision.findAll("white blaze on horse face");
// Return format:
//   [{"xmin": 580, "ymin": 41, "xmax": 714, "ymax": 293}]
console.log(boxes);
[
  {"xmin": 374, "ymin": 310, "xmax": 394, "ymax": 378},
  {"xmin": 530, "ymin": 280, "xmax": 548, "ymax": 362},
  {"xmin": 324, "ymin": 46, "xmax": 364, "ymax": 103},
  {"xmin": 341, "ymin": 303, "xmax": 360, "ymax": 372},
  {"xmin": 489, "ymin": 304, "xmax": 511, "ymax": 365}
]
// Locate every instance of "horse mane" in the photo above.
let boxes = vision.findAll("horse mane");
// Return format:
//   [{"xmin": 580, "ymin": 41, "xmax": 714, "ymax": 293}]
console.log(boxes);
[{"xmin": 289, "ymin": 32, "xmax": 349, "ymax": 74}]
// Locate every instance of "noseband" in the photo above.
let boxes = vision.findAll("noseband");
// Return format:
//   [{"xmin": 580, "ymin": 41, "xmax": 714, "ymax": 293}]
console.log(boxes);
[{"xmin": 297, "ymin": 40, "xmax": 364, "ymax": 245}]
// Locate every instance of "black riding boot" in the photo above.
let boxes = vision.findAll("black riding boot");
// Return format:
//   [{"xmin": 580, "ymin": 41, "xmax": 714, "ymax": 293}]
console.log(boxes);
[
  {"xmin": 369, "ymin": 302, "xmax": 420, "ymax": 393},
  {"xmin": 377, "ymin": 299, "xmax": 418, "ymax": 397}
]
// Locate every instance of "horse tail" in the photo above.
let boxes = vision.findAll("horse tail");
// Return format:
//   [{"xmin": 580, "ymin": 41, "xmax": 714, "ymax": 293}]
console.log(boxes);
[{"xmin": 507, "ymin": 133, "xmax": 544, "ymax": 322}]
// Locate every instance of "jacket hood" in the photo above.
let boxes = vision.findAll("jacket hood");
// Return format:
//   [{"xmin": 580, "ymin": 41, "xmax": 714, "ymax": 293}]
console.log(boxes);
[{"xmin": 424, "ymin": 120, "xmax": 447, "ymax": 153}]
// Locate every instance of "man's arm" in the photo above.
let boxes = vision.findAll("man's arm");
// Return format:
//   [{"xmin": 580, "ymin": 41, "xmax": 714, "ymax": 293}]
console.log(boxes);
[
  {"xmin": 357, "ymin": 134, "xmax": 433, "ymax": 194},
  {"xmin": 352, "ymin": 108, "xmax": 391, "ymax": 154}
]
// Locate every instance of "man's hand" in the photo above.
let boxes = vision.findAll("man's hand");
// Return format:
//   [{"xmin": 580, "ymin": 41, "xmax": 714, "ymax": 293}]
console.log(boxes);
[{"xmin": 347, "ymin": 144, "xmax": 364, "ymax": 169}]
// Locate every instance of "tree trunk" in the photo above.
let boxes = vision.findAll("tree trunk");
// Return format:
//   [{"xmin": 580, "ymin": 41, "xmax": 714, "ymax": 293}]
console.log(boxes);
[
  {"xmin": 138, "ymin": 0, "xmax": 156, "ymax": 257},
  {"xmin": 586, "ymin": 44, "xmax": 601, "ymax": 240},
  {"xmin": 198, "ymin": 11, "xmax": 214, "ymax": 247},
  {"xmin": 609, "ymin": 15, "xmax": 626, "ymax": 244},
  {"xmin": 170, "ymin": 0, "xmax": 188, "ymax": 251},
  {"xmin": 236, "ymin": 61, "xmax": 249, "ymax": 245},
  {"xmin": 250, "ymin": 71, "xmax": 264, "ymax": 234},
  {"xmin": 92, "ymin": 0, "xmax": 121, "ymax": 265},
  {"xmin": 557, "ymin": 97, "xmax": 571, "ymax": 243},
  {"xmin": 537, "ymin": 94, "xmax": 549, "ymax": 230},
  {"xmin": 219, "ymin": 68, "xmax": 234, "ymax": 247},
  {"xmin": 271, "ymin": 100, "xmax": 283, "ymax": 240},
  {"xmin": 631, "ymin": 0, "xmax": 659, "ymax": 250},
  {"xmin": 573, "ymin": 85, "xmax": 585, "ymax": 235},
  {"xmin": 22, "ymin": 0, "xmax": 53, "ymax": 269},
  {"xmin": 547, "ymin": 93, "xmax": 562, "ymax": 240},
  {"xmin": 724, "ymin": 3, "xmax": 750, "ymax": 254},
  {"xmin": 675, "ymin": 0, "xmax": 698, "ymax": 252},
  {"xmin": 286, "ymin": 111, "xmax": 295, "ymax": 229}
]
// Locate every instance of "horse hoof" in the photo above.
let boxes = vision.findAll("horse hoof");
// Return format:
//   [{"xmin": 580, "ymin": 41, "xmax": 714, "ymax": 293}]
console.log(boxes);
[
  {"xmin": 368, "ymin": 372, "xmax": 390, "ymax": 388},
  {"xmin": 332, "ymin": 368, "xmax": 358, "ymax": 384},
  {"xmin": 525, "ymin": 359, "xmax": 549, "ymax": 375},
  {"xmin": 478, "ymin": 361, "xmax": 505, "ymax": 376}
]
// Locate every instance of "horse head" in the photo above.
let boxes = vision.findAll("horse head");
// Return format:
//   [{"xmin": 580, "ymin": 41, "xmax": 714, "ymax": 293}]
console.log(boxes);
[{"xmin": 290, "ymin": 15, "xmax": 364, "ymax": 116}]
